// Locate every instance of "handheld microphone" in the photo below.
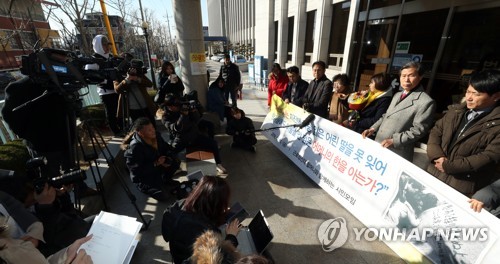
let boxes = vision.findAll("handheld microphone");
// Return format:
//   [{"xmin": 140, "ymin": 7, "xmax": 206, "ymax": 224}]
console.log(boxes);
[{"xmin": 298, "ymin": 114, "xmax": 315, "ymax": 129}]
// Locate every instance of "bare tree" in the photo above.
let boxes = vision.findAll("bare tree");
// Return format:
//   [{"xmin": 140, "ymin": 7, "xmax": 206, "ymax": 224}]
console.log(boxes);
[{"xmin": 44, "ymin": 0, "xmax": 97, "ymax": 54}]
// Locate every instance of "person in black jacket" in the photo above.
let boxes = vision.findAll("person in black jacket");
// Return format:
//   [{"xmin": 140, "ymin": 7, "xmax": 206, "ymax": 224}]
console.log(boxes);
[
  {"xmin": 162, "ymin": 176, "xmax": 240, "ymax": 264},
  {"xmin": 300, "ymin": 61, "xmax": 333, "ymax": 118},
  {"xmin": 155, "ymin": 61, "xmax": 185, "ymax": 104},
  {"xmin": 282, "ymin": 66, "xmax": 309, "ymax": 107},
  {"xmin": 207, "ymin": 77, "xmax": 228, "ymax": 123},
  {"xmin": 161, "ymin": 94, "xmax": 227, "ymax": 174},
  {"xmin": 226, "ymin": 107, "xmax": 257, "ymax": 152},
  {"xmin": 123, "ymin": 117, "xmax": 180, "ymax": 201},
  {"xmin": 345, "ymin": 72, "xmax": 393, "ymax": 135},
  {"xmin": 219, "ymin": 54, "xmax": 241, "ymax": 107}
]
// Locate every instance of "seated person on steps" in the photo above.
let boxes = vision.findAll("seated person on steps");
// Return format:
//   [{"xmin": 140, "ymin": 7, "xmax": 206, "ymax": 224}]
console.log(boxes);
[
  {"xmin": 122, "ymin": 117, "xmax": 180, "ymax": 201},
  {"xmin": 226, "ymin": 107, "xmax": 257, "ymax": 152},
  {"xmin": 161, "ymin": 94, "xmax": 227, "ymax": 174},
  {"xmin": 161, "ymin": 176, "xmax": 240, "ymax": 264}
]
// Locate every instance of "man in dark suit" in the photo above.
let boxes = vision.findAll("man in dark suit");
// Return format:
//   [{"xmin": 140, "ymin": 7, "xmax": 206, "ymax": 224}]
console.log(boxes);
[
  {"xmin": 282, "ymin": 66, "xmax": 309, "ymax": 107},
  {"xmin": 300, "ymin": 61, "xmax": 333, "ymax": 118},
  {"xmin": 362, "ymin": 61, "xmax": 436, "ymax": 161},
  {"xmin": 218, "ymin": 54, "xmax": 241, "ymax": 107}
]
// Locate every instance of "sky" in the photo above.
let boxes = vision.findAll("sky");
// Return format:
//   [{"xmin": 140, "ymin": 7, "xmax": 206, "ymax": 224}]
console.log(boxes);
[{"xmin": 44, "ymin": 0, "xmax": 209, "ymax": 33}]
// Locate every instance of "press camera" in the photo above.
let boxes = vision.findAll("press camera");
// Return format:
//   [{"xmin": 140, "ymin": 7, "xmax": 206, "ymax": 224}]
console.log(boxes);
[
  {"xmin": 26, "ymin": 157, "xmax": 86, "ymax": 194},
  {"xmin": 20, "ymin": 47, "xmax": 139, "ymax": 91},
  {"xmin": 179, "ymin": 100, "xmax": 199, "ymax": 111}
]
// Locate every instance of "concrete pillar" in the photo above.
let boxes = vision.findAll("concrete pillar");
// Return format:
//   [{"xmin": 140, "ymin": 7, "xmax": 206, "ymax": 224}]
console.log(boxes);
[
  {"xmin": 343, "ymin": 0, "xmax": 360, "ymax": 74},
  {"xmin": 172, "ymin": 0, "xmax": 208, "ymax": 105},
  {"xmin": 276, "ymin": 0, "xmax": 289, "ymax": 66},
  {"xmin": 255, "ymin": 0, "xmax": 275, "ymax": 70},
  {"xmin": 313, "ymin": 0, "xmax": 333, "ymax": 63},
  {"xmin": 292, "ymin": 0, "xmax": 307, "ymax": 67}
]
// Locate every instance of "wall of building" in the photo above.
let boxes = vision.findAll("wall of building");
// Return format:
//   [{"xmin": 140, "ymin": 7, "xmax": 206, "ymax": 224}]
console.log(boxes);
[{"xmin": 209, "ymin": 0, "xmax": 500, "ymax": 91}]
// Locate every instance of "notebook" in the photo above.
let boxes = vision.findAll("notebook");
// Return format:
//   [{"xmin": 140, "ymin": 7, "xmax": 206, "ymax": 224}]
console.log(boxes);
[{"xmin": 236, "ymin": 210, "xmax": 274, "ymax": 255}]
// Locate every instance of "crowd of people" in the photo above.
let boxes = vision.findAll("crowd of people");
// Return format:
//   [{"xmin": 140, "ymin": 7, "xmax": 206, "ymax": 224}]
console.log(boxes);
[
  {"xmin": 270, "ymin": 60, "xmax": 500, "ymax": 217},
  {"xmin": 1, "ymin": 30, "xmax": 500, "ymax": 263}
]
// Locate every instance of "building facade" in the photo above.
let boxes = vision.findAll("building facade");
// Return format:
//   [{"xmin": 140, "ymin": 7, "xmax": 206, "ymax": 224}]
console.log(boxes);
[
  {"xmin": 207, "ymin": 0, "xmax": 255, "ymax": 48},
  {"xmin": 209, "ymin": 0, "xmax": 500, "ymax": 112},
  {"xmin": 75, "ymin": 12, "xmax": 127, "ymax": 54},
  {"xmin": 0, "ymin": 0, "xmax": 60, "ymax": 71}
]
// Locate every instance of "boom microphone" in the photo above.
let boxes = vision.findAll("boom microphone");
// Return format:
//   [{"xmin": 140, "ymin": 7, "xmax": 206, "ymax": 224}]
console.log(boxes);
[{"xmin": 298, "ymin": 114, "xmax": 315, "ymax": 129}]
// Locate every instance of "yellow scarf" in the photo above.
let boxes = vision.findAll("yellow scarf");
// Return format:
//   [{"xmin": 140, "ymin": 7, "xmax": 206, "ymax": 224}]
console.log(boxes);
[{"xmin": 364, "ymin": 91, "xmax": 383, "ymax": 108}]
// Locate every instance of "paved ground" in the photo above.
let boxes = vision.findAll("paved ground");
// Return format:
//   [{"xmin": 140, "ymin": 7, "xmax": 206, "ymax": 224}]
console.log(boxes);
[{"xmin": 84, "ymin": 61, "xmax": 418, "ymax": 264}]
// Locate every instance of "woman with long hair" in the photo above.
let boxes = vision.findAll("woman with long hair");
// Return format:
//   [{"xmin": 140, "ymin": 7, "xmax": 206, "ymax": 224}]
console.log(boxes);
[
  {"xmin": 162, "ymin": 176, "xmax": 240, "ymax": 264},
  {"xmin": 155, "ymin": 61, "xmax": 185, "ymax": 104}
]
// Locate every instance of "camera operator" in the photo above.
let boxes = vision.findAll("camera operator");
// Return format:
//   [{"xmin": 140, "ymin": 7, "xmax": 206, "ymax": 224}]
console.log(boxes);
[
  {"xmin": 113, "ymin": 59, "xmax": 157, "ymax": 128},
  {"xmin": 1, "ymin": 52, "xmax": 97, "ymax": 254},
  {"xmin": 161, "ymin": 94, "xmax": 227, "ymax": 174},
  {"xmin": 1, "ymin": 191, "xmax": 93, "ymax": 264},
  {"xmin": 2, "ymin": 72, "xmax": 96, "ymax": 200},
  {"xmin": 29, "ymin": 183, "xmax": 91, "ymax": 256},
  {"xmin": 84, "ymin": 35, "xmax": 123, "ymax": 136}
]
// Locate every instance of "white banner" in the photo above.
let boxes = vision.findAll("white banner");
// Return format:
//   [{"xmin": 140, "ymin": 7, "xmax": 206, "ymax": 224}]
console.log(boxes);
[{"xmin": 262, "ymin": 95, "xmax": 500, "ymax": 264}]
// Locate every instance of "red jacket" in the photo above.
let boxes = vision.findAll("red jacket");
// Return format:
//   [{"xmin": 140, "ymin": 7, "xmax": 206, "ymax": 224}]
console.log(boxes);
[{"xmin": 268, "ymin": 73, "xmax": 288, "ymax": 106}]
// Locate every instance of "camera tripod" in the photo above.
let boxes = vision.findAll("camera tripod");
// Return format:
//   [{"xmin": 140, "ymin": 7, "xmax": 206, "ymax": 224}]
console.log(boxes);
[
  {"xmin": 76, "ymin": 118, "xmax": 152, "ymax": 230},
  {"xmin": 119, "ymin": 85, "xmax": 155, "ymax": 133}
]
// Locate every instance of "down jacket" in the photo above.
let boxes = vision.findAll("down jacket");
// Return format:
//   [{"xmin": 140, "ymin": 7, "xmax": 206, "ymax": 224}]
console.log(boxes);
[{"xmin": 427, "ymin": 103, "xmax": 500, "ymax": 196}]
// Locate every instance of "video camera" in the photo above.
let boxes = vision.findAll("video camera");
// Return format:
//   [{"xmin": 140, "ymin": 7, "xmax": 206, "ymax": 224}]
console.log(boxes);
[
  {"xmin": 20, "ymin": 47, "xmax": 140, "ymax": 92},
  {"xmin": 178, "ymin": 100, "xmax": 199, "ymax": 111},
  {"xmin": 26, "ymin": 157, "xmax": 86, "ymax": 194}
]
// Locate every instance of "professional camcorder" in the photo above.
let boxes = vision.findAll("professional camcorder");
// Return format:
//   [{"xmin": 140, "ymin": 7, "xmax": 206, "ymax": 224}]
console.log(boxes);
[
  {"xmin": 20, "ymin": 47, "xmax": 140, "ymax": 91},
  {"xmin": 179, "ymin": 100, "xmax": 199, "ymax": 111},
  {"xmin": 26, "ymin": 157, "xmax": 86, "ymax": 194},
  {"xmin": 126, "ymin": 59, "xmax": 148, "ymax": 76}
]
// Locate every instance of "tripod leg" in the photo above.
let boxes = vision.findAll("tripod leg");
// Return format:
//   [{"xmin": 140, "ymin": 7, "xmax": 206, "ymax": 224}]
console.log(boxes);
[
  {"xmin": 77, "ymin": 125, "xmax": 109, "ymax": 211},
  {"xmin": 85, "ymin": 120, "xmax": 152, "ymax": 230}
]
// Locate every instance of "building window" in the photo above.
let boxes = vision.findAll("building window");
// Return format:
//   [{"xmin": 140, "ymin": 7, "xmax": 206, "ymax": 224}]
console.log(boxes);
[
  {"xmin": 287, "ymin": 16, "xmax": 294, "ymax": 62},
  {"xmin": 19, "ymin": 31, "xmax": 37, "ymax": 50},
  {"xmin": 327, "ymin": 2, "xmax": 349, "ymax": 69},
  {"xmin": 304, "ymin": 10, "xmax": 316, "ymax": 64},
  {"xmin": 360, "ymin": 0, "xmax": 403, "ymax": 11},
  {"xmin": 6, "ymin": 31, "xmax": 22, "ymax": 50}
]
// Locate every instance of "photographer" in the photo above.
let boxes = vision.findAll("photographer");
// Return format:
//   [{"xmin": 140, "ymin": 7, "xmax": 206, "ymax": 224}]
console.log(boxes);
[
  {"xmin": 84, "ymin": 35, "xmax": 123, "ymax": 136},
  {"xmin": 2, "ymin": 72, "xmax": 96, "ymax": 200},
  {"xmin": 161, "ymin": 94, "xmax": 227, "ymax": 174},
  {"xmin": 2, "ymin": 76, "xmax": 73, "ymax": 177},
  {"xmin": 113, "ymin": 59, "xmax": 157, "ymax": 128},
  {"xmin": 29, "ymin": 184, "xmax": 91, "ymax": 256},
  {"xmin": 123, "ymin": 117, "xmax": 180, "ymax": 201},
  {"xmin": 226, "ymin": 107, "xmax": 257, "ymax": 152}
]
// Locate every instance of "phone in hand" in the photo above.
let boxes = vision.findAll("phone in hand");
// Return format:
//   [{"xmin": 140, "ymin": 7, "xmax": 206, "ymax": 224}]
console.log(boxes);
[{"xmin": 226, "ymin": 202, "xmax": 249, "ymax": 224}]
